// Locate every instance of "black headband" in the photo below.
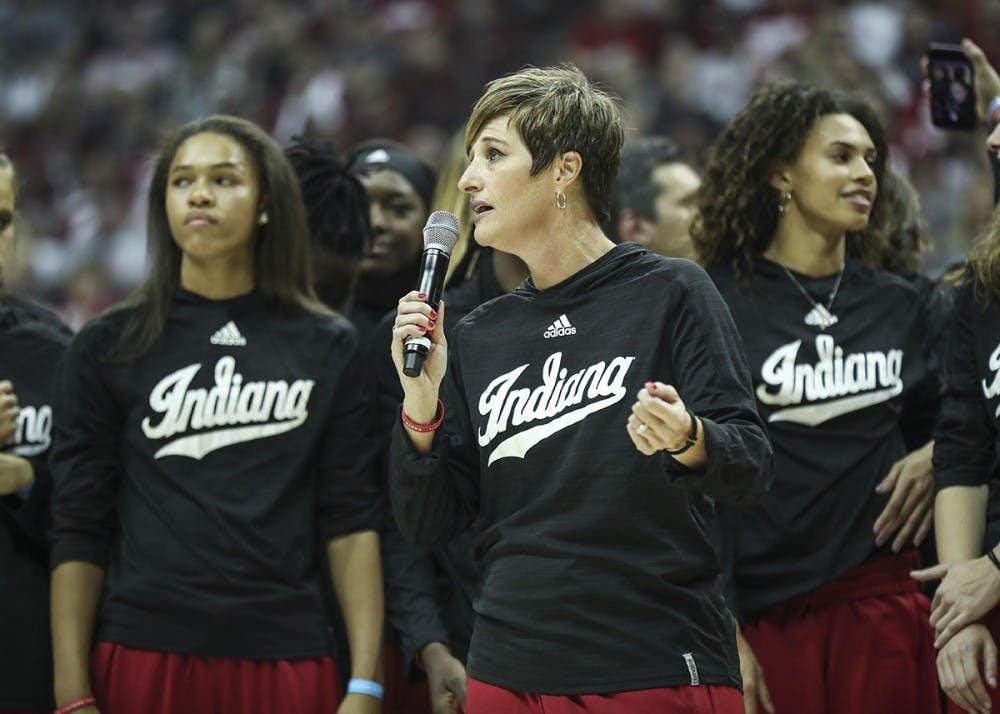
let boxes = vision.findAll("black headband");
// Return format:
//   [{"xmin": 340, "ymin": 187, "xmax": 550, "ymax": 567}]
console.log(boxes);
[{"xmin": 348, "ymin": 144, "xmax": 435, "ymax": 210}]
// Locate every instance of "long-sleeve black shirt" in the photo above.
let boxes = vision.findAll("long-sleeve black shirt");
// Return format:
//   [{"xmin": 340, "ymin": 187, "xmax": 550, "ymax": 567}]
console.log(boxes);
[
  {"xmin": 391, "ymin": 243, "xmax": 772, "ymax": 694},
  {"xmin": 376, "ymin": 251, "xmax": 505, "ymax": 672},
  {"xmin": 49, "ymin": 289, "xmax": 382, "ymax": 659},
  {"xmin": 933, "ymin": 280, "xmax": 1000, "ymax": 550},
  {"xmin": 709, "ymin": 257, "xmax": 939, "ymax": 620},
  {"xmin": 0, "ymin": 295, "xmax": 71, "ymax": 709}
]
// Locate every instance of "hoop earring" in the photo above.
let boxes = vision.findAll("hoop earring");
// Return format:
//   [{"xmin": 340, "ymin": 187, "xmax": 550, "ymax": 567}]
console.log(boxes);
[
  {"xmin": 777, "ymin": 192, "xmax": 790, "ymax": 214},
  {"xmin": 555, "ymin": 191, "xmax": 567, "ymax": 210},
  {"xmin": 258, "ymin": 210, "xmax": 269, "ymax": 226}
]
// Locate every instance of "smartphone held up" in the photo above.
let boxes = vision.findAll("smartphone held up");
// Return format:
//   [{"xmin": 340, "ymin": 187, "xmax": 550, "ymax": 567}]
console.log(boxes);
[{"xmin": 927, "ymin": 42, "xmax": 976, "ymax": 131}]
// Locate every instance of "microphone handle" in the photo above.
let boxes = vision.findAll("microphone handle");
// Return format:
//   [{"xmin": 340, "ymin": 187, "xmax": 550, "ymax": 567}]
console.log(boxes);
[{"xmin": 402, "ymin": 249, "xmax": 450, "ymax": 377}]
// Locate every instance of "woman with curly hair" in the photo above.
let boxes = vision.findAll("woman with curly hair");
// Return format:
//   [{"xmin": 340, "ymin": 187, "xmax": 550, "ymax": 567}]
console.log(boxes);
[{"xmin": 694, "ymin": 81, "xmax": 940, "ymax": 714}]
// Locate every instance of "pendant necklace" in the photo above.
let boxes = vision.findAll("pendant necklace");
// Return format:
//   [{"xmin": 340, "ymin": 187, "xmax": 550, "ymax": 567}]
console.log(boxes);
[{"xmin": 780, "ymin": 263, "xmax": 845, "ymax": 330}]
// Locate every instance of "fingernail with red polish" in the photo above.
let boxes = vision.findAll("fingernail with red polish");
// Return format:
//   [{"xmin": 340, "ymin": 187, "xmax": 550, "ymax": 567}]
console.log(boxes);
[
  {"xmin": 418, "ymin": 292, "xmax": 427, "ymax": 300},
  {"xmin": 429, "ymin": 309, "xmax": 438, "ymax": 319},
  {"xmin": 428, "ymin": 320, "xmax": 436, "ymax": 329}
]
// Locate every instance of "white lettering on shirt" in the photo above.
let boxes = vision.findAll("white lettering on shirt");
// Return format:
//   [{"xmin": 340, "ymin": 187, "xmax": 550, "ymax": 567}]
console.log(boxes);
[
  {"xmin": 477, "ymin": 351, "xmax": 635, "ymax": 465},
  {"xmin": 756, "ymin": 335, "xmax": 903, "ymax": 426},
  {"xmin": 141, "ymin": 356, "xmax": 314, "ymax": 459},
  {"xmin": 982, "ymin": 340, "xmax": 1000, "ymax": 418},
  {"xmin": 9, "ymin": 404, "xmax": 53, "ymax": 457}
]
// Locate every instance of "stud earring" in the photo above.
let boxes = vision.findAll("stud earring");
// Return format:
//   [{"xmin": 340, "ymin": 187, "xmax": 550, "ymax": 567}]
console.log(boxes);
[
  {"xmin": 258, "ymin": 210, "xmax": 269, "ymax": 226},
  {"xmin": 555, "ymin": 191, "xmax": 567, "ymax": 210}
]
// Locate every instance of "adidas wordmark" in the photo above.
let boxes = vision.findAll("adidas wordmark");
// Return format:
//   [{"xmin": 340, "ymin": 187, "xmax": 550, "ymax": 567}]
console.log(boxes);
[
  {"xmin": 210, "ymin": 321, "xmax": 247, "ymax": 347},
  {"xmin": 543, "ymin": 314, "xmax": 576, "ymax": 339}
]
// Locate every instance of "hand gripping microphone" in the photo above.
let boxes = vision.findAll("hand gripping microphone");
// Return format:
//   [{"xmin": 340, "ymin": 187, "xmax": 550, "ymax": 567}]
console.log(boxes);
[{"xmin": 402, "ymin": 210, "xmax": 460, "ymax": 377}]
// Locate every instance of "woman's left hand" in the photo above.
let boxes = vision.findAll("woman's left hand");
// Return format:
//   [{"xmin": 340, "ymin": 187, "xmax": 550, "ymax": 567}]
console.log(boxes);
[
  {"xmin": 337, "ymin": 692, "xmax": 381, "ymax": 714},
  {"xmin": 936, "ymin": 623, "xmax": 997, "ymax": 714},
  {"xmin": 873, "ymin": 440, "xmax": 934, "ymax": 552},
  {"xmin": 0, "ymin": 380, "xmax": 18, "ymax": 445},
  {"xmin": 626, "ymin": 382, "xmax": 695, "ymax": 456}
]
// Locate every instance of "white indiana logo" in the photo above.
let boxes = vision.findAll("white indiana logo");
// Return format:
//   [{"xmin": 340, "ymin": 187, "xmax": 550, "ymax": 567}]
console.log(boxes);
[
  {"xmin": 477, "ymin": 351, "xmax": 635, "ymax": 465},
  {"xmin": 141, "ymin": 356, "xmax": 314, "ymax": 459},
  {"xmin": 756, "ymin": 334, "xmax": 904, "ymax": 426},
  {"xmin": 8, "ymin": 404, "xmax": 53, "ymax": 457},
  {"xmin": 982, "ymin": 340, "xmax": 1000, "ymax": 419}
]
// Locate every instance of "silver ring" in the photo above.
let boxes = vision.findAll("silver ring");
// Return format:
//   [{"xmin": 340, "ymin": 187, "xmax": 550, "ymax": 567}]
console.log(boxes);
[{"xmin": 636, "ymin": 422, "xmax": 648, "ymax": 435}]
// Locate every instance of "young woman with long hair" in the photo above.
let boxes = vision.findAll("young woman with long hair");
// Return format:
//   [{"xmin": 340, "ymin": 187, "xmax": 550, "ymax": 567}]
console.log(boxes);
[{"xmin": 49, "ymin": 115, "xmax": 384, "ymax": 714}]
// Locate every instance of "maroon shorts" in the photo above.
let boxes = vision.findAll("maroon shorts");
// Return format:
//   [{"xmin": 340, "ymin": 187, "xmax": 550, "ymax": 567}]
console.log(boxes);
[
  {"xmin": 90, "ymin": 641, "xmax": 340, "ymax": 714},
  {"xmin": 382, "ymin": 639, "xmax": 432, "ymax": 714},
  {"xmin": 944, "ymin": 605, "xmax": 1000, "ymax": 714},
  {"xmin": 466, "ymin": 677, "xmax": 743, "ymax": 713},
  {"xmin": 742, "ymin": 551, "xmax": 939, "ymax": 714}
]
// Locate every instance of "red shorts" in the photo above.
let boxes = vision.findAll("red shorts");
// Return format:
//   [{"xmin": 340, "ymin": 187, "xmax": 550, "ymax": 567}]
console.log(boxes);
[
  {"xmin": 466, "ymin": 677, "xmax": 743, "ymax": 714},
  {"xmin": 742, "ymin": 551, "xmax": 939, "ymax": 714},
  {"xmin": 382, "ymin": 639, "xmax": 432, "ymax": 714},
  {"xmin": 944, "ymin": 605, "xmax": 1000, "ymax": 714},
  {"xmin": 90, "ymin": 641, "xmax": 340, "ymax": 714}
]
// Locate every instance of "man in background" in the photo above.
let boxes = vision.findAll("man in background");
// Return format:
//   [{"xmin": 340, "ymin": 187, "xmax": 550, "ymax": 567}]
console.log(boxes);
[{"xmin": 610, "ymin": 136, "xmax": 701, "ymax": 260}]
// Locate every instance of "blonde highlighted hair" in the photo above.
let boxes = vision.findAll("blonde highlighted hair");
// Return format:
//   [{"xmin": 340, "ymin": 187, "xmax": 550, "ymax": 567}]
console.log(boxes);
[{"xmin": 963, "ymin": 206, "xmax": 1000, "ymax": 302}]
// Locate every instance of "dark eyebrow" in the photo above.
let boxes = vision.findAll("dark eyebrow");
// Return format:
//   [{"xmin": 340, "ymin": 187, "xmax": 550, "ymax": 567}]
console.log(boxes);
[
  {"xmin": 467, "ymin": 135, "xmax": 509, "ymax": 161},
  {"xmin": 170, "ymin": 162, "xmax": 243, "ymax": 173},
  {"xmin": 829, "ymin": 141, "xmax": 877, "ymax": 155}
]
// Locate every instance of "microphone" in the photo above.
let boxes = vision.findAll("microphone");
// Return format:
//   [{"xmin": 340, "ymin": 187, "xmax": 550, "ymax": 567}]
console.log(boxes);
[{"xmin": 402, "ymin": 210, "xmax": 460, "ymax": 377}]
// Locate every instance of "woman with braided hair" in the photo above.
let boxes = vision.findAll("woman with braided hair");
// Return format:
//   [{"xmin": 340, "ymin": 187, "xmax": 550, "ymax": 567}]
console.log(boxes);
[{"xmin": 285, "ymin": 135, "xmax": 371, "ymax": 312}]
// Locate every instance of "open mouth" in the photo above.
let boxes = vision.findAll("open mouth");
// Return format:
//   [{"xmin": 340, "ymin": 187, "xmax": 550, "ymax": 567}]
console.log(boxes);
[
  {"xmin": 842, "ymin": 191, "xmax": 873, "ymax": 210},
  {"xmin": 472, "ymin": 202, "xmax": 494, "ymax": 222}
]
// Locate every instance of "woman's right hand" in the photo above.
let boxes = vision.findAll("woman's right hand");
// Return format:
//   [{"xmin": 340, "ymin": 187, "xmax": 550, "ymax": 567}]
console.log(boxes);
[
  {"xmin": 736, "ymin": 630, "xmax": 775, "ymax": 714},
  {"xmin": 391, "ymin": 293, "xmax": 448, "ymax": 421},
  {"xmin": 961, "ymin": 39, "xmax": 1000, "ymax": 124}
]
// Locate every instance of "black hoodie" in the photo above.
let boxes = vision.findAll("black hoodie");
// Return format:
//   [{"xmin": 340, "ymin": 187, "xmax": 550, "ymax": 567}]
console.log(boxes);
[{"xmin": 391, "ymin": 243, "xmax": 772, "ymax": 694}]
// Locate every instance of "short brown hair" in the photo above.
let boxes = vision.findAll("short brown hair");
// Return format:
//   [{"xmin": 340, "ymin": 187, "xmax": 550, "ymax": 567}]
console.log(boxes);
[{"xmin": 465, "ymin": 64, "xmax": 624, "ymax": 227}]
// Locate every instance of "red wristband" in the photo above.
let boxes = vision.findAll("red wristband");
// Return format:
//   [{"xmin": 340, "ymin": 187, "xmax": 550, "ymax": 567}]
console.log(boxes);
[
  {"xmin": 54, "ymin": 696, "xmax": 97, "ymax": 714},
  {"xmin": 401, "ymin": 400, "xmax": 444, "ymax": 433}
]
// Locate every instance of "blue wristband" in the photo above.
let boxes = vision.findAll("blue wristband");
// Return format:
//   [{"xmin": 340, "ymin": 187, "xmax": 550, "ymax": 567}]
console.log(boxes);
[{"xmin": 347, "ymin": 678, "xmax": 384, "ymax": 700}]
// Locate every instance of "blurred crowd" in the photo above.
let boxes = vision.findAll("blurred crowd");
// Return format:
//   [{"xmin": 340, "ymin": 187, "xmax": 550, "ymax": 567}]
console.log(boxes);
[{"xmin": 1, "ymin": 0, "xmax": 996, "ymax": 328}]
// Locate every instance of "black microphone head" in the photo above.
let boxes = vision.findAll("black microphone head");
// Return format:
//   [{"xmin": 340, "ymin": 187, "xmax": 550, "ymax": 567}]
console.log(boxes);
[{"xmin": 423, "ymin": 210, "xmax": 460, "ymax": 254}]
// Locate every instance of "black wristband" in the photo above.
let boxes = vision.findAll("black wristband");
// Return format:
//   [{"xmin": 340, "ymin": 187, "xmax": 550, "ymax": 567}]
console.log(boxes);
[
  {"xmin": 664, "ymin": 407, "xmax": 699, "ymax": 456},
  {"xmin": 987, "ymin": 547, "xmax": 1000, "ymax": 573}
]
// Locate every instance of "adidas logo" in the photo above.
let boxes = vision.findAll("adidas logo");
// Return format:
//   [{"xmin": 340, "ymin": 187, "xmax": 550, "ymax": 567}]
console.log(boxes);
[
  {"xmin": 543, "ymin": 314, "xmax": 576, "ymax": 339},
  {"xmin": 363, "ymin": 148, "xmax": 391, "ymax": 165},
  {"xmin": 210, "ymin": 321, "xmax": 247, "ymax": 347}
]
